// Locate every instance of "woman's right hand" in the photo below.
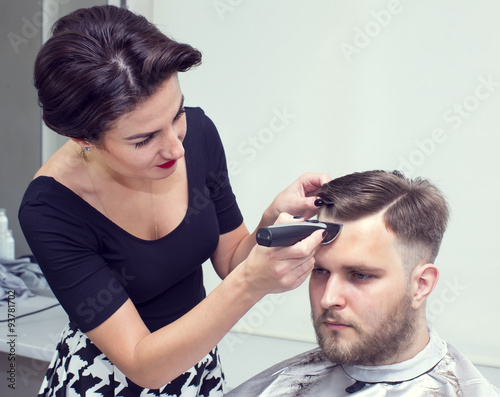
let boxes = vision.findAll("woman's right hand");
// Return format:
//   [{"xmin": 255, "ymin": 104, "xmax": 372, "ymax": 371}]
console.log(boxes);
[
  {"xmin": 238, "ymin": 212, "xmax": 324, "ymax": 298},
  {"xmin": 85, "ymin": 212, "xmax": 322, "ymax": 389}
]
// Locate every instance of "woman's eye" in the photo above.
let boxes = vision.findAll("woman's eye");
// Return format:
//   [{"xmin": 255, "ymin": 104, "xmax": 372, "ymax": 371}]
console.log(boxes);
[
  {"xmin": 174, "ymin": 107, "xmax": 186, "ymax": 122},
  {"xmin": 135, "ymin": 134, "xmax": 155, "ymax": 148}
]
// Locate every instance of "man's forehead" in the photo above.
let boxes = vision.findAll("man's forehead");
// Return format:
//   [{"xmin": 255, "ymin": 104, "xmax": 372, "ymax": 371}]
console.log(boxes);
[
  {"xmin": 318, "ymin": 211, "xmax": 390, "ymax": 238},
  {"xmin": 316, "ymin": 212, "xmax": 402, "ymax": 269}
]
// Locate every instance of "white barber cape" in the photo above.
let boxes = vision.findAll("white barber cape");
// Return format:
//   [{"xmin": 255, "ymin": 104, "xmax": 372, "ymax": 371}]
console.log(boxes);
[{"xmin": 226, "ymin": 329, "xmax": 500, "ymax": 396}]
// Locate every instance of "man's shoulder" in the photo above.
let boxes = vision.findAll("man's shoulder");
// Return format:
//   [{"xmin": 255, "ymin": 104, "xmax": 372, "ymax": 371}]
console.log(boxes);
[
  {"xmin": 270, "ymin": 347, "xmax": 330, "ymax": 371},
  {"xmin": 441, "ymin": 342, "xmax": 500, "ymax": 396},
  {"xmin": 226, "ymin": 348, "xmax": 333, "ymax": 396}
]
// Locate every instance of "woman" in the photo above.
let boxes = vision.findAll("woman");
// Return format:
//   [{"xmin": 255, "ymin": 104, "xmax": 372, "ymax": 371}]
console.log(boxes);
[{"xmin": 19, "ymin": 5, "xmax": 329, "ymax": 396}]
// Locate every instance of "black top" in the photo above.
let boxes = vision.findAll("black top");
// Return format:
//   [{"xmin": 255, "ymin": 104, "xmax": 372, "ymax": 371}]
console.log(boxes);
[{"xmin": 19, "ymin": 107, "xmax": 243, "ymax": 333}]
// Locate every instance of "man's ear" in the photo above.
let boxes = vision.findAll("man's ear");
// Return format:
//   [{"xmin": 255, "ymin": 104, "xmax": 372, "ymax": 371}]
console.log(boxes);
[{"xmin": 411, "ymin": 263, "xmax": 439, "ymax": 310}]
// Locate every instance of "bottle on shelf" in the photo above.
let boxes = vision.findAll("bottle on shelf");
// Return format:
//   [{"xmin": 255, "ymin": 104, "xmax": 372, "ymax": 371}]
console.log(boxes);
[
  {"xmin": 0, "ymin": 208, "xmax": 7, "ymax": 233},
  {"xmin": 0, "ymin": 209, "xmax": 15, "ymax": 260}
]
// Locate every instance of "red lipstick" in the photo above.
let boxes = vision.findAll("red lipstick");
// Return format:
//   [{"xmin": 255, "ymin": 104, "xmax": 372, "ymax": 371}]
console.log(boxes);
[{"xmin": 157, "ymin": 160, "xmax": 176, "ymax": 169}]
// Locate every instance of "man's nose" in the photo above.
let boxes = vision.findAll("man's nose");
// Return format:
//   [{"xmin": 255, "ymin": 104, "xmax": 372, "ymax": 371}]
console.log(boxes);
[{"xmin": 320, "ymin": 274, "xmax": 347, "ymax": 310}]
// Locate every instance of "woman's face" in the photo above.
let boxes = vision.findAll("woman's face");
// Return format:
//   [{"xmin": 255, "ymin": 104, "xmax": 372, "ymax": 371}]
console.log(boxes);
[{"xmin": 95, "ymin": 73, "xmax": 187, "ymax": 181}]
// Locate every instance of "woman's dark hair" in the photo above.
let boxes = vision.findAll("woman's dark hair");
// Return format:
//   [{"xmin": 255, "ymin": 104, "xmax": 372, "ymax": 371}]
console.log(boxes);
[
  {"xmin": 34, "ymin": 5, "xmax": 202, "ymax": 144},
  {"xmin": 317, "ymin": 170, "xmax": 450, "ymax": 269}
]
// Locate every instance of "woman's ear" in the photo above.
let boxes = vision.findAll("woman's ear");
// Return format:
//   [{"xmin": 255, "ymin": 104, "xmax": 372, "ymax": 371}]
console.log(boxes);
[
  {"xmin": 411, "ymin": 263, "xmax": 439, "ymax": 310},
  {"xmin": 71, "ymin": 138, "xmax": 93, "ymax": 151}
]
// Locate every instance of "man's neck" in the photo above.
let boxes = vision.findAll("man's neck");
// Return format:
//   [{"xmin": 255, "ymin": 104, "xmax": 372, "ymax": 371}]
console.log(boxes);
[{"xmin": 379, "ymin": 321, "xmax": 430, "ymax": 366}]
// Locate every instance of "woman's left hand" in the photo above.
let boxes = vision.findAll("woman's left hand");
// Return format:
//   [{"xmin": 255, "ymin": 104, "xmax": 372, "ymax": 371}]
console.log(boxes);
[
  {"xmin": 213, "ymin": 172, "xmax": 331, "ymax": 275},
  {"xmin": 264, "ymin": 172, "xmax": 331, "ymax": 224}
]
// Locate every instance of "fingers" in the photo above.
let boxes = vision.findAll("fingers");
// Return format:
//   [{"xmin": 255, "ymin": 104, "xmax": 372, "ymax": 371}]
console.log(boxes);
[
  {"xmin": 272, "ymin": 228, "xmax": 323, "ymax": 276},
  {"xmin": 246, "ymin": 228, "xmax": 323, "ymax": 294},
  {"xmin": 266, "ymin": 173, "xmax": 332, "ymax": 224},
  {"xmin": 273, "ymin": 212, "xmax": 305, "ymax": 225},
  {"xmin": 268, "ymin": 213, "xmax": 325, "ymax": 250},
  {"xmin": 274, "ymin": 231, "xmax": 323, "ymax": 290},
  {"xmin": 286, "ymin": 228, "xmax": 323, "ymax": 273},
  {"xmin": 287, "ymin": 173, "xmax": 332, "ymax": 218},
  {"xmin": 298, "ymin": 196, "xmax": 327, "ymax": 219},
  {"xmin": 282, "ymin": 228, "xmax": 324, "ymax": 258},
  {"xmin": 297, "ymin": 172, "xmax": 331, "ymax": 196},
  {"xmin": 251, "ymin": 197, "xmax": 328, "ymax": 294},
  {"xmin": 279, "ymin": 255, "xmax": 315, "ymax": 291}
]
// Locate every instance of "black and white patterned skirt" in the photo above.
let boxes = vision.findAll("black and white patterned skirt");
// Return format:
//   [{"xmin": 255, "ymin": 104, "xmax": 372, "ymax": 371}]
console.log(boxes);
[{"xmin": 38, "ymin": 322, "xmax": 226, "ymax": 396}]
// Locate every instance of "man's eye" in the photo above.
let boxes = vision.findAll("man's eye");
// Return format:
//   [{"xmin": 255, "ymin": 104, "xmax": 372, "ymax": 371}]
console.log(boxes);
[
  {"xmin": 312, "ymin": 268, "xmax": 329, "ymax": 276},
  {"xmin": 135, "ymin": 134, "xmax": 155, "ymax": 148},
  {"xmin": 352, "ymin": 273, "xmax": 373, "ymax": 281}
]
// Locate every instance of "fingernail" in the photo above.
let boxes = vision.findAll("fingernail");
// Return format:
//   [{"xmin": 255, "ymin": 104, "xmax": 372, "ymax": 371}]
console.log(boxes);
[
  {"xmin": 293, "ymin": 215, "xmax": 304, "ymax": 219},
  {"xmin": 322, "ymin": 230, "xmax": 327, "ymax": 237},
  {"xmin": 314, "ymin": 199, "xmax": 323, "ymax": 207},
  {"xmin": 315, "ymin": 198, "xmax": 333, "ymax": 207}
]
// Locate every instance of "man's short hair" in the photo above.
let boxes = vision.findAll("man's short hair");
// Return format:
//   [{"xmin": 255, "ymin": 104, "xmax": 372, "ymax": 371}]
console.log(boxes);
[{"xmin": 317, "ymin": 170, "xmax": 450, "ymax": 270}]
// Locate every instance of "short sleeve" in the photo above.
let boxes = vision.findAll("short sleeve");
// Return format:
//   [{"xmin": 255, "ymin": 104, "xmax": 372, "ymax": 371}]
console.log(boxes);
[
  {"xmin": 18, "ymin": 180, "xmax": 129, "ymax": 332},
  {"xmin": 197, "ymin": 109, "xmax": 243, "ymax": 234}
]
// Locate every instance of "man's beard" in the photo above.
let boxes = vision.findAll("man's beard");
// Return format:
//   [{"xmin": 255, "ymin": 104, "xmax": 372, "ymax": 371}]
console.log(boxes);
[{"xmin": 312, "ymin": 292, "xmax": 417, "ymax": 366}]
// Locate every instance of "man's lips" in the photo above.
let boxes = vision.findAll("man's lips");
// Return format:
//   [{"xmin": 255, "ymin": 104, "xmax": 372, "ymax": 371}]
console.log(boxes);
[
  {"xmin": 157, "ymin": 160, "xmax": 176, "ymax": 169},
  {"xmin": 324, "ymin": 320, "xmax": 352, "ymax": 331}
]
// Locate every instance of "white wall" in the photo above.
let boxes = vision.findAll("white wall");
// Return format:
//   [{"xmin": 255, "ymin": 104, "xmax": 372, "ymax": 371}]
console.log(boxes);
[
  {"xmin": 150, "ymin": 0, "xmax": 500, "ymax": 384},
  {"xmin": 39, "ymin": 0, "xmax": 500, "ymax": 388}
]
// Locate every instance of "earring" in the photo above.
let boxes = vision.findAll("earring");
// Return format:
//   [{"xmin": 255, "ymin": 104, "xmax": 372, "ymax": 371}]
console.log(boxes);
[{"xmin": 83, "ymin": 147, "xmax": 91, "ymax": 152}]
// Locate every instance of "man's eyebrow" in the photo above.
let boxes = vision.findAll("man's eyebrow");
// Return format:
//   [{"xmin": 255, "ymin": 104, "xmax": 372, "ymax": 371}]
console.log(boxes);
[
  {"xmin": 342, "ymin": 264, "xmax": 386, "ymax": 274},
  {"xmin": 313, "ymin": 261, "xmax": 386, "ymax": 274},
  {"xmin": 124, "ymin": 95, "xmax": 185, "ymax": 141}
]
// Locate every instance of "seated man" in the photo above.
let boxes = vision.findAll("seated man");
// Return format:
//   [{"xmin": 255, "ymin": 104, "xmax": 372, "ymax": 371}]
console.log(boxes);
[{"xmin": 227, "ymin": 170, "xmax": 500, "ymax": 396}]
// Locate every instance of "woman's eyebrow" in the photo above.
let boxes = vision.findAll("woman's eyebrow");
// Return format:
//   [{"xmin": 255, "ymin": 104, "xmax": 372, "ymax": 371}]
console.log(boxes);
[
  {"xmin": 125, "ymin": 130, "xmax": 161, "ymax": 141},
  {"xmin": 125, "ymin": 95, "xmax": 185, "ymax": 140},
  {"xmin": 173, "ymin": 95, "xmax": 185, "ymax": 121}
]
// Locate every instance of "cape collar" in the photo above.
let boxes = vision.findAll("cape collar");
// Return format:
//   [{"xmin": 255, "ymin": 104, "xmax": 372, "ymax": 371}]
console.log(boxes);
[
  {"xmin": 340, "ymin": 328, "xmax": 447, "ymax": 383},
  {"xmin": 273, "ymin": 328, "xmax": 447, "ymax": 385}
]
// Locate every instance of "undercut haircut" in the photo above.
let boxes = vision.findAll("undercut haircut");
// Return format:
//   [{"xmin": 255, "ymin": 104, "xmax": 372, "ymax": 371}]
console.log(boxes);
[{"xmin": 317, "ymin": 170, "xmax": 450, "ymax": 271}]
